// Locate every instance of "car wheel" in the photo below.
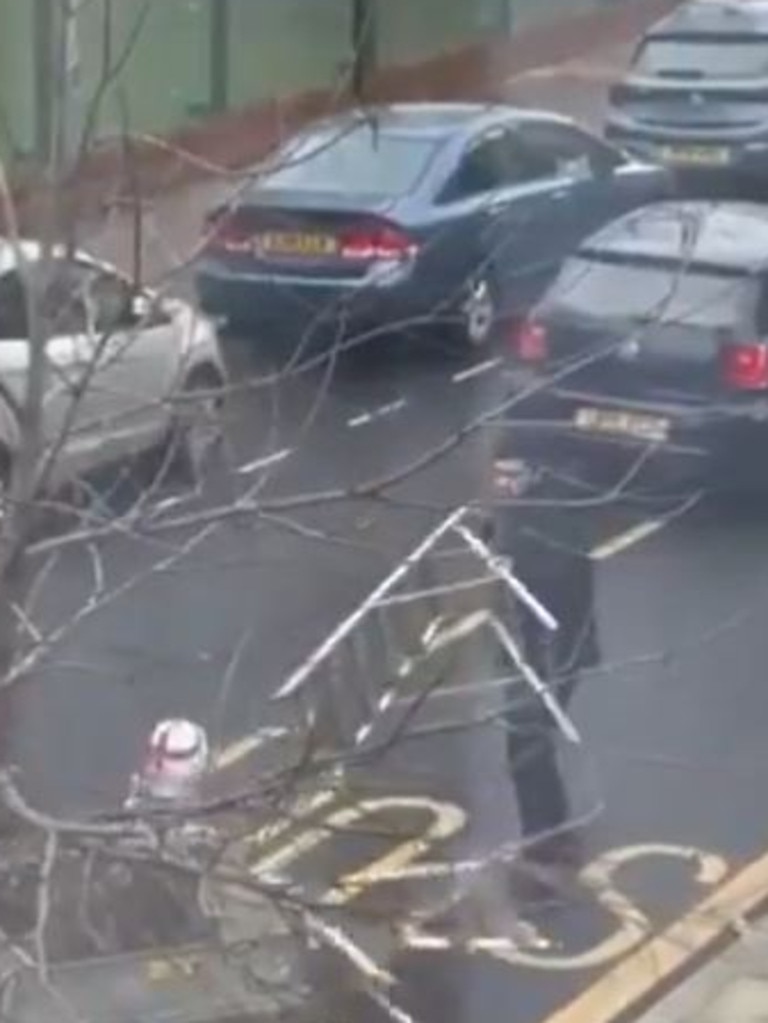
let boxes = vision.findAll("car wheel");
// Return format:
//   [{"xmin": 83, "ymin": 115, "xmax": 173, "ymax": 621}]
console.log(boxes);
[{"xmin": 451, "ymin": 273, "xmax": 498, "ymax": 354}]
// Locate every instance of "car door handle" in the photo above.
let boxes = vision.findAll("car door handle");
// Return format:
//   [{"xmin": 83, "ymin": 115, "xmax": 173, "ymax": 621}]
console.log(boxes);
[{"xmin": 551, "ymin": 188, "xmax": 572, "ymax": 201}]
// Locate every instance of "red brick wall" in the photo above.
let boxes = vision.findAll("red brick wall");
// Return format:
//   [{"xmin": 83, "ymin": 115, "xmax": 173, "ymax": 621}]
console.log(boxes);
[{"xmin": 13, "ymin": 0, "xmax": 679, "ymax": 229}]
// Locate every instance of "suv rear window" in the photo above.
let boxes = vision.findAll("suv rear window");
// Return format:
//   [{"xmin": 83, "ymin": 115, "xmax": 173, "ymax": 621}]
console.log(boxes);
[
  {"xmin": 258, "ymin": 125, "xmax": 440, "ymax": 197},
  {"xmin": 634, "ymin": 36, "xmax": 768, "ymax": 79},
  {"xmin": 545, "ymin": 254, "xmax": 758, "ymax": 328}
]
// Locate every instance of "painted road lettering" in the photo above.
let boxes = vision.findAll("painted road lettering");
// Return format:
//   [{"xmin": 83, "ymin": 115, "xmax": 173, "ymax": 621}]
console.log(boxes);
[
  {"xmin": 242, "ymin": 792, "xmax": 729, "ymax": 975},
  {"xmin": 478, "ymin": 843, "xmax": 728, "ymax": 970},
  {"xmin": 246, "ymin": 795, "xmax": 466, "ymax": 899}
]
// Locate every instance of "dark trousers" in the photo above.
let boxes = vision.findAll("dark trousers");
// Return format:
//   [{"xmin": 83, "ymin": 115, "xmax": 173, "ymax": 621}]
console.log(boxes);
[
  {"xmin": 503, "ymin": 562, "xmax": 598, "ymax": 843},
  {"xmin": 506, "ymin": 650, "xmax": 579, "ymax": 840}
]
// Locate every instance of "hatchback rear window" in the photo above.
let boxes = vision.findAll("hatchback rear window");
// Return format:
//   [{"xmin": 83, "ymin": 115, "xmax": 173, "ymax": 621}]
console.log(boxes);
[
  {"xmin": 546, "ymin": 255, "xmax": 758, "ymax": 328},
  {"xmin": 258, "ymin": 125, "xmax": 440, "ymax": 197},
  {"xmin": 634, "ymin": 36, "xmax": 768, "ymax": 79}
]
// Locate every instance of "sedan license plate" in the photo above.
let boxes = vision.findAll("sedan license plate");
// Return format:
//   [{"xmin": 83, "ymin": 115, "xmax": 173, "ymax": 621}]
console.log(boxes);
[
  {"xmin": 257, "ymin": 231, "xmax": 338, "ymax": 257},
  {"xmin": 660, "ymin": 145, "xmax": 730, "ymax": 166},
  {"xmin": 574, "ymin": 407, "xmax": 670, "ymax": 443}
]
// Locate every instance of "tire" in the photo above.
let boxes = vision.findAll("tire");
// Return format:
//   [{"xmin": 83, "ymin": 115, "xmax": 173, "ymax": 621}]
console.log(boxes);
[{"xmin": 446, "ymin": 272, "xmax": 499, "ymax": 355}]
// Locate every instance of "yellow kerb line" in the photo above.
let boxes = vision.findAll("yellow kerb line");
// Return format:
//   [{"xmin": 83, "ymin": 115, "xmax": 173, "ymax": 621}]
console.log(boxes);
[{"xmin": 541, "ymin": 848, "xmax": 768, "ymax": 1023}]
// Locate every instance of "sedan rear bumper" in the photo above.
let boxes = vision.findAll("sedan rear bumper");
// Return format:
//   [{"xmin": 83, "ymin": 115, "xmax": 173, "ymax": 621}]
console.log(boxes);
[{"xmin": 195, "ymin": 259, "xmax": 437, "ymax": 340}]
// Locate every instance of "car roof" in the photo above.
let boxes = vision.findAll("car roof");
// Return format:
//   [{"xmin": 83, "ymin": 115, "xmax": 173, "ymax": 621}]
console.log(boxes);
[
  {"xmin": 304, "ymin": 102, "xmax": 583, "ymax": 143},
  {"xmin": 649, "ymin": 0, "xmax": 768, "ymax": 38},
  {"xmin": 580, "ymin": 201, "xmax": 768, "ymax": 272}
]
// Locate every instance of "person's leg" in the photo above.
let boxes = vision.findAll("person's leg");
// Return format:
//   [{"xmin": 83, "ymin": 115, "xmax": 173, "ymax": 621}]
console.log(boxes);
[
  {"xmin": 505, "ymin": 615, "xmax": 582, "ymax": 870},
  {"xmin": 507, "ymin": 720, "xmax": 570, "ymax": 839}
]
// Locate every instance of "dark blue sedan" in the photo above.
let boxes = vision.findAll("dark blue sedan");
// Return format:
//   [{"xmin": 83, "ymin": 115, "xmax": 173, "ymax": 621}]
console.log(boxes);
[{"xmin": 196, "ymin": 102, "xmax": 672, "ymax": 354}]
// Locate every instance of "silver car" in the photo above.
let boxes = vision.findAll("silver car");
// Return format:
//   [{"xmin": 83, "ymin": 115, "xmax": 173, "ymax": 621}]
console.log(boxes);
[{"xmin": 0, "ymin": 240, "xmax": 227, "ymax": 500}]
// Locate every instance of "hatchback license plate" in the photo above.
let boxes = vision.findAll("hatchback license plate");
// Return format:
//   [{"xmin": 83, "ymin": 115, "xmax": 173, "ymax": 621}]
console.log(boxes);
[
  {"xmin": 660, "ymin": 145, "xmax": 730, "ymax": 166},
  {"xmin": 574, "ymin": 407, "xmax": 670, "ymax": 442},
  {"xmin": 257, "ymin": 231, "xmax": 338, "ymax": 257}
]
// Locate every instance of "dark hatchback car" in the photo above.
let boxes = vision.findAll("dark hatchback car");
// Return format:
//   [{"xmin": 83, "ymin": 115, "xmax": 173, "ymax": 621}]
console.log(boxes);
[
  {"xmin": 605, "ymin": 0, "xmax": 768, "ymax": 183},
  {"xmin": 196, "ymin": 103, "xmax": 669, "ymax": 353},
  {"xmin": 500, "ymin": 201, "xmax": 768, "ymax": 492}
]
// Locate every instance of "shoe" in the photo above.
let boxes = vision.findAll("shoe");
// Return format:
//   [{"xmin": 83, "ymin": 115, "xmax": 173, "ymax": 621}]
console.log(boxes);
[
  {"xmin": 527, "ymin": 830, "xmax": 584, "ymax": 870},
  {"xmin": 508, "ymin": 858, "xmax": 569, "ymax": 909}
]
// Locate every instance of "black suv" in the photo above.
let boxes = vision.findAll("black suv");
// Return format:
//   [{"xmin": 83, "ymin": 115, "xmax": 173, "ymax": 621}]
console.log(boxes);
[
  {"xmin": 606, "ymin": 0, "xmax": 768, "ymax": 182},
  {"xmin": 500, "ymin": 201, "xmax": 768, "ymax": 492}
]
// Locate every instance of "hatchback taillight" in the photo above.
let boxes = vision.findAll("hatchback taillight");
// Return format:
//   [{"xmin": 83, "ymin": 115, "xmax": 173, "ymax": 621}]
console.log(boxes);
[
  {"xmin": 721, "ymin": 342, "xmax": 768, "ymax": 390},
  {"xmin": 513, "ymin": 319, "xmax": 549, "ymax": 363},
  {"xmin": 339, "ymin": 223, "xmax": 418, "ymax": 261}
]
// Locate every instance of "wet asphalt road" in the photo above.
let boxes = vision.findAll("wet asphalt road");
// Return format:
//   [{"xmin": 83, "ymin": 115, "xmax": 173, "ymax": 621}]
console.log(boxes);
[
  {"xmin": 9, "ymin": 328, "xmax": 768, "ymax": 1023},
  {"xmin": 8, "ymin": 339, "xmax": 495, "ymax": 811}
]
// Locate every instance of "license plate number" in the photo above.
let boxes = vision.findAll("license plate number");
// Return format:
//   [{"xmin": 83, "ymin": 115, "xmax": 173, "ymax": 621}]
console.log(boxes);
[
  {"xmin": 574, "ymin": 407, "xmax": 670, "ymax": 442},
  {"xmin": 257, "ymin": 231, "xmax": 338, "ymax": 257},
  {"xmin": 660, "ymin": 145, "xmax": 730, "ymax": 166}
]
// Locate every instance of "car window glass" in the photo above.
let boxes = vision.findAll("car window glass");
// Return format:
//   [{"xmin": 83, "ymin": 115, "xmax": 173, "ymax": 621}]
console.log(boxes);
[
  {"xmin": 0, "ymin": 271, "xmax": 28, "ymax": 340},
  {"xmin": 515, "ymin": 122, "xmax": 605, "ymax": 180},
  {"xmin": 546, "ymin": 255, "xmax": 758, "ymax": 328},
  {"xmin": 78, "ymin": 267, "xmax": 135, "ymax": 335},
  {"xmin": 442, "ymin": 129, "xmax": 530, "ymax": 200},
  {"xmin": 258, "ymin": 125, "xmax": 440, "ymax": 198},
  {"xmin": 634, "ymin": 36, "xmax": 768, "ymax": 79},
  {"xmin": 41, "ymin": 264, "xmax": 90, "ymax": 335}
]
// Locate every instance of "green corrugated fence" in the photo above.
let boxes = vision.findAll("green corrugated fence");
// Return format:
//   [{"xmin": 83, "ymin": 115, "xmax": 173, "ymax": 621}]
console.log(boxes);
[{"xmin": 0, "ymin": 0, "xmax": 651, "ymax": 167}]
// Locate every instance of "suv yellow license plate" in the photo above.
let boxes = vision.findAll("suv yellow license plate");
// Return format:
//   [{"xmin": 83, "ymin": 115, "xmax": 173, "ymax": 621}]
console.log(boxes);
[
  {"xmin": 660, "ymin": 145, "xmax": 730, "ymax": 166},
  {"xmin": 574, "ymin": 407, "xmax": 670, "ymax": 442}
]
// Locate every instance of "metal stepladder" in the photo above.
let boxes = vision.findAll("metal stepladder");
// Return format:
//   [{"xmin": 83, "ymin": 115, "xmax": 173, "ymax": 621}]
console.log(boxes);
[{"xmin": 270, "ymin": 505, "xmax": 579, "ymax": 760}]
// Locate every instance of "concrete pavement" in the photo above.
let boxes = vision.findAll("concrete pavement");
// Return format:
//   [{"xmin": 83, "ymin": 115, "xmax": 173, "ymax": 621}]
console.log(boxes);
[{"xmin": 637, "ymin": 918, "xmax": 768, "ymax": 1023}]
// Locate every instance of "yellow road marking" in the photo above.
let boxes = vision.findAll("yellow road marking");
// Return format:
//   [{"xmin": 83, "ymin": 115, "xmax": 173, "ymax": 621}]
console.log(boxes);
[
  {"xmin": 590, "ymin": 519, "xmax": 666, "ymax": 560},
  {"xmin": 212, "ymin": 728, "xmax": 288, "ymax": 770},
  {"xmin": 541, "ymin": 848, "xmax": 768, "ymax": 1023},
  {"xmin": 485, "ymin": 844, "xmax": 727, "ymax": 971},
  {"xmin": 248, "ymin": 795, "xmax": 465, "ymax": 898}
]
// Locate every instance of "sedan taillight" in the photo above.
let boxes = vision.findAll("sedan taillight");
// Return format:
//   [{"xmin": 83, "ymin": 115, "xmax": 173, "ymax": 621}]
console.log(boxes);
[
  {"xmin": 721, "ymin": 342, "xmax": 768, "ymax": 390},
  {"xmin": 339, "ymin": 223, "xmax": 418, "ymax": 261},
  {"xmin": 204, "ymin": 211, "xmax": 252, "ymax": 254}
]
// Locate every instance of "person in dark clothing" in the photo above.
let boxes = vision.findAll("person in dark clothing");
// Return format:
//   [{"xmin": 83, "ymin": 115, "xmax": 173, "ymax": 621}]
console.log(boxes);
[{"xmin": 486, "ymin": 455, "xmax": 600, "ymax": 873}]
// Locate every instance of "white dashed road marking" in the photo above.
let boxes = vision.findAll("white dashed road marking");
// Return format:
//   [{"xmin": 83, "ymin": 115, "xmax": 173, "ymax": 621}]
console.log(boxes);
[
  {"xmin": 347, "ymin": 399, "xmax": 408, "ymax": 428},
  {"xmin": 236, "ymin": 448, "xmax": 292, "ymax": 475},
  {"xmin": 451, "ymin": 357, "xmax": 501, "ymax": 383}
]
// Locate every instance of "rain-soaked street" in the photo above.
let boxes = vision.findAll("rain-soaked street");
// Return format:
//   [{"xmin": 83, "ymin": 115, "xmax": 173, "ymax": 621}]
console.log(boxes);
[{"xmin": 7, "ymin": 37, "xmax": 768, "ymax": 1023}]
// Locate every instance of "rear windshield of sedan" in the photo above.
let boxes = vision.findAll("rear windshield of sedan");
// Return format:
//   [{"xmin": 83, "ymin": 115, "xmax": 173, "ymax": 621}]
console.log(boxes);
[
  {"xmin": 634, "ymin": 35, "xmax": 768, "ymax": 78},
  {"xmin": 545, "ymin": 254, "xmax": 758, "ymax": 328},
  {"xmin": 257, "ymin": 125, "xmax": 440, "ymax": 197}
]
